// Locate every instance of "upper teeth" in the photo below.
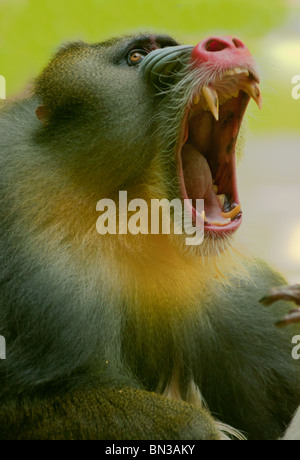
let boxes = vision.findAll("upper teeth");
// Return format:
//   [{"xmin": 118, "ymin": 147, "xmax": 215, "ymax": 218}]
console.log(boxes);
[
  {"xmin": 223, "ymin": 67, "xmax": 249, "ymax": 77},
  {"xmin": 201, "ymin": 86, "xmax": 219, "ymax": 121},
  {"xmin": 192, "ymin": 68, "xmax": 262, "ymax": 120},
  {"xmin": 239, "ymin": 80, "xmax": 263, "ymax": 110}
]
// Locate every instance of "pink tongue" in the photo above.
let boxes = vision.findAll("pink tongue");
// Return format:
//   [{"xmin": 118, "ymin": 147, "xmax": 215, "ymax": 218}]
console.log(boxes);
[
  {"xmin": 181, "ymin": 144, "xmax": 212, "ymax": 200},
  {"xmin": 181, "ymin": 143, "xmax": 225, "ymax": 222}
]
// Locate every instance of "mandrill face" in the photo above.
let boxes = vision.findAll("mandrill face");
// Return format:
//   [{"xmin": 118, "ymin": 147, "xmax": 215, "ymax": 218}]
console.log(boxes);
[
  {"xmin": 139, "ymin": 35, "xmax": 261, "ymax": 238},
  {"xmin": 35, "ymin": 33, "xmax": 262, "ymax": 253}
]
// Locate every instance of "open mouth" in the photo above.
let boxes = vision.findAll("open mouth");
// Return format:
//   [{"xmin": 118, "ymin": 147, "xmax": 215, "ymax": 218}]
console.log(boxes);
[{"xmin": 177, "ymin": 67, "xmax": 262, "ymax": 236}]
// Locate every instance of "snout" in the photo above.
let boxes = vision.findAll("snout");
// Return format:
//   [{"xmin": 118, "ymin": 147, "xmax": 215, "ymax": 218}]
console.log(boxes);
[
  {"xmin": 191, "ymin": 36, "xmax": 253, "ymax": 69},
  {"xmin": 140, "ymin": 35, "xmax": 256, "ymax": 89}
]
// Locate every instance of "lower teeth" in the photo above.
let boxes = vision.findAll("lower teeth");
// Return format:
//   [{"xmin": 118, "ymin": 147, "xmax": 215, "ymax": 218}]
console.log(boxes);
[
  {"xmin": 221, "ymin": 203, "xmax": 241, "ymax": 219},
  {"xmin": 217, "ymin": 194, "xmax": 225, "ymax": 208},
  {"xmin": 209, "ymin": 218, "xmax": 231, "ymax": 227},
  {"xmin": 205, "ymin": 193, "xmax": 241, "ymax": 226}
]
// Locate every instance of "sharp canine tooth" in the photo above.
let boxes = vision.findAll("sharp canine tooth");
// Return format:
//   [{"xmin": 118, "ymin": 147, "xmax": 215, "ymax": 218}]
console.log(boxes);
[
  {"xmin": 201, "ymin": 86, "xmax": 219, "ymax": 121},
  {"xmin": 240, "ymin": 81, "xmax": 263, "ymax": 110},
  {"xmin": 221, "ymin": 203, "xmax": 241, "ymax": 219}
]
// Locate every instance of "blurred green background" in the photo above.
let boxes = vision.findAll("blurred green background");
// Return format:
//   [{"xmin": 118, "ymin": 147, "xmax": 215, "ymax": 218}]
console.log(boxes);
[{"xmin": 0, "ymin": 0, "xmax": 300, "ymax": 282}]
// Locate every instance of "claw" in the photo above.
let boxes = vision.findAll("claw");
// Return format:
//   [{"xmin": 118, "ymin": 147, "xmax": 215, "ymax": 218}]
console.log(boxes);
[
  {"xmin": 201, "ymin": 86, "xmax": 219, "ymax": 121},
  {"xmin": 260, "ymin": 284, "xmax": 300, "ymax": 327},
  {"xmin": 276, "ymin": 309, "xmax": 300, "ymax": 328},
  {"xmin": 260, "ymin": 285, "xmax": 300, "ymax": 306}
]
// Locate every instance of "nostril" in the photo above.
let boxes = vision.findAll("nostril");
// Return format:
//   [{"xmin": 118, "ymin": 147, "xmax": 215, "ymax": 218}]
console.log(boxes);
[
  {"xmin": 205, "ymin": 39, "xmax": 228, "ymax": 52},
  {"xmin": 203, "ymin": 37, "xmax": 247, "ymax": 53},
  {"xmin": 232, "ymin": 38, "xmax": 245, "ymax": 49},
  {"xmin": 191, "ymin": 35, "xmax": 252, "ymax": 66}
]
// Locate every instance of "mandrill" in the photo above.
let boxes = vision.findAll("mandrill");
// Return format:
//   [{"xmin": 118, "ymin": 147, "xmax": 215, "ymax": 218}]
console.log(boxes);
[{"xmin": 0, "ymin": 33, "xmax": 299, "ymax": 440}]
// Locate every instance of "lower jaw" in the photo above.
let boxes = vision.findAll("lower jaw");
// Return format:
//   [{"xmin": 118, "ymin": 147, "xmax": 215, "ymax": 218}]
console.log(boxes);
[
  {"xmin": 204, "ymin": 215, "xmax": 242, "ymax": 236},
  {"xmin": 187, "ymin": 197, "xmax": 242, "ymax": 237}
]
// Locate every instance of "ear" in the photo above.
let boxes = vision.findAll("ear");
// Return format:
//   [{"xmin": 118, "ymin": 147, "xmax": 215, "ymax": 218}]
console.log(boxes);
[{"xmin": 36, "ymin": 105, "xmax": 49, "ymax": 124}]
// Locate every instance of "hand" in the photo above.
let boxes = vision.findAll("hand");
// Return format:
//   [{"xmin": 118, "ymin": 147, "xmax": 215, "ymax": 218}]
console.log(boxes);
[{"xmin": 260, "ymin": 285, "xmax": 300, "ymax": 327}]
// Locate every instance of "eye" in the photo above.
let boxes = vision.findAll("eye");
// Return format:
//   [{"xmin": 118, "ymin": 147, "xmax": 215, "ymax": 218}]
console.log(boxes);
[{"xmin": 127, "ymin": 49, "xmax": 148, "ymax": 66}]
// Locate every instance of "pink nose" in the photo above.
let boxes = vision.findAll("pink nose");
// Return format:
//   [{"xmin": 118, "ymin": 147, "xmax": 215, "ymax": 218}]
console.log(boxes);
[{"xmin": 191, "ymin": 36, "xmax": 252, "ymax": 67}]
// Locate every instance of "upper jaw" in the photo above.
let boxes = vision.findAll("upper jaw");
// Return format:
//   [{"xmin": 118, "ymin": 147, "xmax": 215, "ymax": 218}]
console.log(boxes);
[{"xmin": 176, "ymin": 65, "xmax": 262, "ymax": 236}]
